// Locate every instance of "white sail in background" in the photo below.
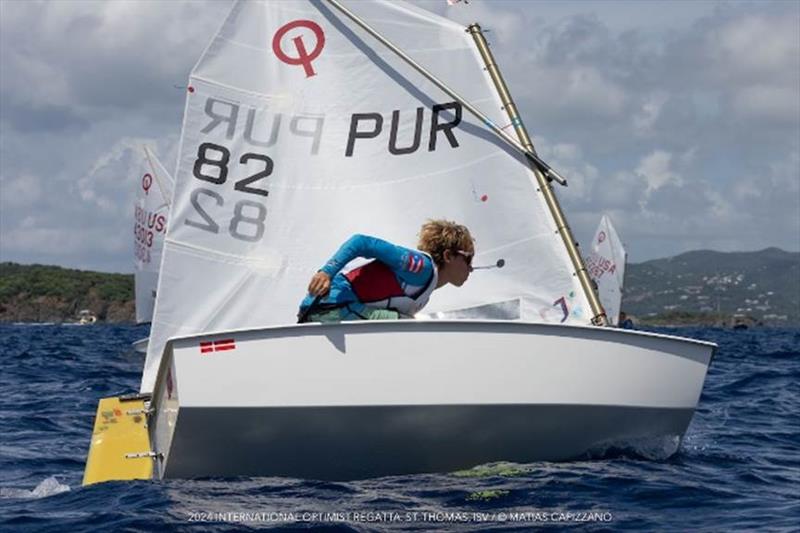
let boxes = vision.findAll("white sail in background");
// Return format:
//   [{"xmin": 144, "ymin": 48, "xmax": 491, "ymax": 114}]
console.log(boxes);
[
  {"xmin": 586, "ymin": 215, "xmax": 626, "ymax": 325},
  {"xmin": 141, "ymin": 0, "xmax": 591, "ymax": 392},
  {"xmin": 134, "ymin": 146, "xmax": 174, "ymax": 324}
]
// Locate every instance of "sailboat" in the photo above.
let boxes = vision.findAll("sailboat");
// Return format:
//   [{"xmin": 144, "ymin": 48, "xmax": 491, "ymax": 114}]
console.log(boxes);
[
  {"xmin": 586, "ymin": 215, "xmax": 627, "ymax": 326},
  {"xmin": 77, "ymin": 309, "xmax": 97, "ymax": 325},
  {"xmin": 83, "ymin": 0, "xmax": 715, "ymax": 484},
  {"xmin": 132, "ymin": 146, "xmax": 174, "ymax": 353}
]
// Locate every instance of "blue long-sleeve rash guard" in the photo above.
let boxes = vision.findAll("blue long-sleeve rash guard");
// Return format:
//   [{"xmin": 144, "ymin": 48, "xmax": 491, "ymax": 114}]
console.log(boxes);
[{"xmin": 299, "ymin": 234, "xmax": 434, "ymax": 313}]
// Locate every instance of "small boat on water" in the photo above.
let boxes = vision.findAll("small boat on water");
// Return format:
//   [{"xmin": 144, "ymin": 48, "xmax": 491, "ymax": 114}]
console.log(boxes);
[
  {"xmin": 84, "ymin": 0, "xmax": 714, "ymax": 484},
  {"xmin": 77, "ymin": 309, "xmax": 97, "ymax": 325}
]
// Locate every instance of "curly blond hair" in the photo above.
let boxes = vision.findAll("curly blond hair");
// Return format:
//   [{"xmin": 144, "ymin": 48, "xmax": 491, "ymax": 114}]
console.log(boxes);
[{"xmin": 417, "ymin": 219, "xmax": 474, "ymax": 267}]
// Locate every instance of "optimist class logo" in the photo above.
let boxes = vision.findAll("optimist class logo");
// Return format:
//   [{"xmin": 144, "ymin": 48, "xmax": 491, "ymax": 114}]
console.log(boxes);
[
  {"xmin": 142, "ymin": 173, "xmax": 153, "ymax": 194},
  {"xmin": 597, "ymin": 230, "xmax": 606, "ymax": 244},
  {"xmin": 272, "ymin": 20, "xmax": 325, "ymax": 78}
]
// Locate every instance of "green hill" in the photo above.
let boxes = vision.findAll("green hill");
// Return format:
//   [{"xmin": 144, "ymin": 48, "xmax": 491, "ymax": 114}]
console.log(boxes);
[
  {"xmin": 1, "ymin": 247, "xmax": 798, "ymax": 324},
  {"xmin": 0, "ymin": 262, "xmax": 134, "ymax": 323},
  {"xmin": 623, "ymin": 248, "xmax": 799, "ymax": 325}
]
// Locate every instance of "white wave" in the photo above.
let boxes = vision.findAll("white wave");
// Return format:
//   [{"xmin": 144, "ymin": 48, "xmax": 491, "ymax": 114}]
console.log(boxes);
[
  {"xmin": 587, "ymin": 435, "xmax": 682, "ymax": 460},
  {"xmin": 0, "ymin": 476, "xmax": 71, "ymax": 499}
]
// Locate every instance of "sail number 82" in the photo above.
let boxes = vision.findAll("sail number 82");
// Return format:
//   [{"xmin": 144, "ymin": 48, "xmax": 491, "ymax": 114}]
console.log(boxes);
[
  {"xmin": 185, "ymin": 143, "xmax": 270, "ymax": 242},
  {"xmin": 186, "ymin": 189, "xmax": 266, "ymax": 242}
]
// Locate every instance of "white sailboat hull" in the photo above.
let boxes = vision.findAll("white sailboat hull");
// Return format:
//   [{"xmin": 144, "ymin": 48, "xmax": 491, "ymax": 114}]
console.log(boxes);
[{"xmin": 148, "ymin": 321, "xmax": 714, "ymax": 480}]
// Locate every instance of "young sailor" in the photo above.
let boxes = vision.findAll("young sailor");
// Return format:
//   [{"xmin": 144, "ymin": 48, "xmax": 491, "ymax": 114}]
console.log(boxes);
[{"xmin": 298, "ymin": 219, "xmax": 474, "ymax": 322}]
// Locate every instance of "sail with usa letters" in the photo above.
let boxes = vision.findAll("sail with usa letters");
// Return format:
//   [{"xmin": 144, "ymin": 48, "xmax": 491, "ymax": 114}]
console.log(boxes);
[
  {"xmin": 586, "ymin": 215, "xmax": 627, "ymax": 326},
  {"xmin": 82, "ymin": 0, "xmax": 715, "ymax": 484},
  {"xmin": 133, "ymin": 145, "xmax": 174, "ymax": 325}
]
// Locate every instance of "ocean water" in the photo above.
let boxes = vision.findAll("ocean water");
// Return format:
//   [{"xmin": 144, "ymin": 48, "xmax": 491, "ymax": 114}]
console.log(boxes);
[{"xmin": 0, "ymin": 324, "xmax": 797, "ymax": 532}]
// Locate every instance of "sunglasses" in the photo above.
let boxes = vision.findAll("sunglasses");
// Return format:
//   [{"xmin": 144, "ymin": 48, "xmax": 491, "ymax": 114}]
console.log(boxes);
[{"xmin": 455, "ymin": 250, "xmax": 474, "ymax": 266}]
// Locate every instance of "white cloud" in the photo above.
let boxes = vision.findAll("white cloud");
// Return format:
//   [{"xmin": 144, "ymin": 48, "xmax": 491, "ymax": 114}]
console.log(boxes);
[
  {"xmin": 696, "ymin": 11, "xmax": 800, "ymax": 126},
  {"xmin": 768, "ymin": 149, "xmax": 800, "ymax": 192},
  {"xmin": 75, "ymin": 138, "xmax": 145, "ymax": 214},
  {"xmin": 636, "ymin": 150, "xmax": 682, "ymax": 193},
  {"xmin": 733, "ymin": 180, "xmax": 761, "ymax": 202},
  {"xmin": 550, "ymin": 142, "xmax": 582, "ymax": 160},
  {"xmin": 593, "ymin": 170, "xmax": 646, "ymax": 209},
  {"xmin": 0, "ymin": 0, "xmax": 231, "ymax": 120},
  {"xmin": 732, "ymin": 85, "xmax": 800, "ymax": 123},
  {"xmin": 707, "ymin": 189, "xmax": 733, "ymax": 220},
  {"xmin": 633, "ymin": 92, "xmax": 669, "ymax": 135},
  {"xmin": 679, "ymin": 147, "xmax": 697, "ymax": 165},
  {"xmin": 537, "ymin": 140, "xmax": 599, "ymax": 202},
  {"xmin": 0, "ymin": 127, "xmax": 176, "ymax": 270},
  {"xmin": 0, "ymin": 173, "xmax": 42, "ymax": 207},
  {"xmin": 563, "ymin": 66, "xmax": 628, "ymax": 118},
  {"xmin": 19, "ymin": 216, "xmax": 38, "ymax": 230},
  {"xmin": 75, "ymin": 136, "xmax": 178, "ymax": 216},
  {"xmin": 708, "ymin": 13, "xmax": 799, "ymax": 83},
  {"xmin": 2, "ymin": 225, "xmax": 128, "ymax": 258}
]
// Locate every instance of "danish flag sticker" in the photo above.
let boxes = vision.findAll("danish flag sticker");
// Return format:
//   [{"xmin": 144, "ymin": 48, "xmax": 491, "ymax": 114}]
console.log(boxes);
[{"xmin": 199, "ymin": 338, "xmax": 237, "ymax": 354}]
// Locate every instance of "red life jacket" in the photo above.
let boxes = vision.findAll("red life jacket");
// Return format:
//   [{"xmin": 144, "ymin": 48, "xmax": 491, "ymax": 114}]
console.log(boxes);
[
  {"xmin": 344, "ymin": 261, "xmax": 406, "ymax": 303},
  {"xmin": 343, "ymin": 258, "xmax": 437, "ymax": 316}
]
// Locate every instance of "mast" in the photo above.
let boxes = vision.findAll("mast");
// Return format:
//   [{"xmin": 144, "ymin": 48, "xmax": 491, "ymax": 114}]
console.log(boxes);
[
  {"xmin": 324, "ymin": 0, "xmax": 566, "ymax": 186},
  {"xmin": 467, "ymin": 24, "xmax": 608, "ymax": 326}
]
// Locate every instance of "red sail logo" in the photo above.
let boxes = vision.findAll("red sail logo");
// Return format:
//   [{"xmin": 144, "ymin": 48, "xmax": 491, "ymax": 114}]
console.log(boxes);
[
  {"xmin": 142, "ymin": 173, "xmax": 152, "ymax": 194},
  {"xmin": 272, "ymin": 20, "xmax": 325, "ymax": 78}
]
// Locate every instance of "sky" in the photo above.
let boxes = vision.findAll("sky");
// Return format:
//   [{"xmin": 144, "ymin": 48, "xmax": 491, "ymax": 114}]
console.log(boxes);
[{"xmin": 0, "ymin": 0, "xmax": 798, "ymax": 273}]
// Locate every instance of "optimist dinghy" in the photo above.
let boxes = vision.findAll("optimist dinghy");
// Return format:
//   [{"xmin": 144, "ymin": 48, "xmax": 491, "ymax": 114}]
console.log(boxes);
[
  {"xmin": 132, "ymin": 146, "xmax": 174, "ymax": 353},
  {"xmin": 586, "ymin": 215, "xmax": 627, "ymax": 326},
  {"xmin": 84, "ymin": 0, "xmax": 714, "ymax": 484}
]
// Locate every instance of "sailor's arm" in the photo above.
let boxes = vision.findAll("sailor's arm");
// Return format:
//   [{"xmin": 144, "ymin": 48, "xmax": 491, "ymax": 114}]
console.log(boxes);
[
  {"xmin": 308, "ymin": 234, "xmax": 432, "ymax": 295},
  {"xmin": 307, "ymin": 234, "xmax": 376, "ymax": 296}
]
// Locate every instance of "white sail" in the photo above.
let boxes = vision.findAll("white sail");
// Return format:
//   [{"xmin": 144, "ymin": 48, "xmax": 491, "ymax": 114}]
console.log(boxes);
[
  {"xmin": 134, "ymin": 146, "xmax": 174, "ymax": 324},
  {"xmin": 586, "ymin": 215, "xmax": 626, "ymax": 325},
  {"xmin": 141, "ymin": 0, "xmax": 591, "ymax": 392}
]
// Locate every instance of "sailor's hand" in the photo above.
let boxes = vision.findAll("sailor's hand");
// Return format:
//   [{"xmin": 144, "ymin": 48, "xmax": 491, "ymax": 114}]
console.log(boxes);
[{"xmin": 308, "ymin": 271, "xmax": 331, "ymax": 297}]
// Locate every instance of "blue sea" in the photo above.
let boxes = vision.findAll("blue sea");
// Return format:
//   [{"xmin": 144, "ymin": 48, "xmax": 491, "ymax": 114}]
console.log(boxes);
[{"xmin": 0, "ymin": 324, "xmax": 797, "ymax": 532}]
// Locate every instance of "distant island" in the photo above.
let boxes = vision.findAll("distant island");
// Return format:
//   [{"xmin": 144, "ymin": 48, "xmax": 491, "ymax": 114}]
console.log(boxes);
[
  {"xmin": 622, "ymin": 247, "xmax": 798, "ymax": 326},
  {"xmin": 0, "ymin": 263, "xmax": 133, "ymax": 323},
  {"xmin": 1, "ymin": 247, "xmax": 798, "ymax": 325}
]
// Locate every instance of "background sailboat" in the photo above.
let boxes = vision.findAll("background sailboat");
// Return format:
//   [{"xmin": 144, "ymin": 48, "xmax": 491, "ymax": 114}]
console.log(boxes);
[
  {"xmin": 586, "ymin": 215, "xmax": 627, "ymax": 326},
  {"xmin": 132, "ymin": 146, "xmax": 173, "ymax": 352}
]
